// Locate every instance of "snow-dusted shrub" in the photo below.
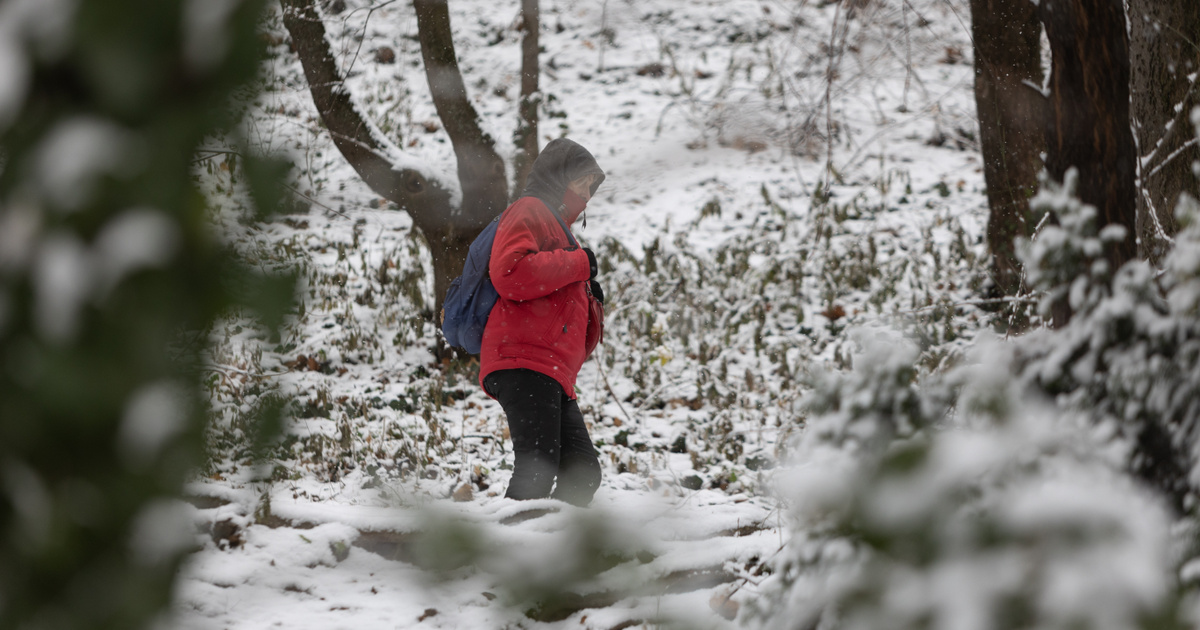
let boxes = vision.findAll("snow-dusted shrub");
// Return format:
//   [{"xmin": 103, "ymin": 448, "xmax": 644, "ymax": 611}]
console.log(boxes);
[
  {"xmin": 588, "ymin": 180, "xmax": 986, "ymax": 490},
  {"xmin": 747, "ymin": 335, "xmax": 1181, "ymax": 630},
  {"xmin": 588, "ymin": 223, "xmax": 811, "ymax": 489},
  {"xmin": 1014, "ymin": 168, "xmax": 1200, "ymax": 511},
  {"xmin": 748, "ymin": 142, "xmax": 1200, "ymax": 628}
]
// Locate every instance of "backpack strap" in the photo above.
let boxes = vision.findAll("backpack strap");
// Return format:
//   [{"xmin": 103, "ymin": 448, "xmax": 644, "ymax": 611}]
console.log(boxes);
[
  {"xmin": 552, "ymin": 204, "xmax": 597, "ymax": 301},
  {"xmin": 551, "ymin": 204, "xmax": 580, "ymax": 249}
]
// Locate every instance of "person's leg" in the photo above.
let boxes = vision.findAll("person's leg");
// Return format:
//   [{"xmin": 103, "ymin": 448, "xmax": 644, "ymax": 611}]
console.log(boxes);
[
  {"xmin": 551, "ymin": 396, "xmax": 602, "ymax": 506},
  {"xmin": 484, "ymin": 369, "xmax": 563, "ymax": 500}
]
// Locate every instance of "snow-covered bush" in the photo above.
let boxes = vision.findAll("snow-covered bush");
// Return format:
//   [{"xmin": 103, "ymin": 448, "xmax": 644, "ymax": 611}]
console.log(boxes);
[
  {"xmin": 1014, "ymin": 166, "xmax": 1200, "ymax": 512},
  {"xmin": 1019, "ymin": 169, "xmax": 1127, "ymax": 323},
  {"xmin": 748, "ymin": 335, "xmax": 1182, "ymax": 630},
  {"xmin": 748, "ymin": 114, "xmax": 1200, "ymax": 630}
]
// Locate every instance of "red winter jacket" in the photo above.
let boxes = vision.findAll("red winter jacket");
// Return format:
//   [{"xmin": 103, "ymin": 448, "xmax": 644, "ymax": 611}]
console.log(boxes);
[{"xmin": 480, "ymin": 191, "xmax": 594, "ymax": 398}]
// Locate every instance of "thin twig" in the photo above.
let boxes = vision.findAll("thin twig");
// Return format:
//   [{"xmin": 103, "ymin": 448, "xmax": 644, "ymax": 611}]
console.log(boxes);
[
  {"xmin": 894, "ymin": 296, "xmax": 1037, "ymax": 316},
  {"xmin": 1139, "ymin": 188, "xmax": 1175, "ymax": 249},
  {"xmin": 597, "ymin": 0, "xmax": 609, "ymax": 73},
  {"xmin": 1147, "ymin": 137, "xmax": 1200, "ymax": 181},
  {"xmin": 202, "ymin": 363, "xmax": 291, "ymax": 378},
  {"xmin": 596, "ymin": 343, "xmax": 637, "ymax": 428},
  {"xmin": 282, "ymin": 182, "xmax": 354, "ymax": 220},
  {"xmin": 193, "ymin": 148, "xmax": 242, "ymax": 163},
  {"xmin": 823, "ymin": 1, "xmax": 845, "ymax": 190},
  {"xmin": 1031, "ymin": 207, "xmax": 1053, "ymax": 236},
  {"xmin": 713, "ymin": 503, "xmax": 786, "ymax": 600},
  {"xmin": 341, "ymin": 0, "xmax": 401, "ymax": 78},
  {"xmin": 1000, "ymin": 209, "xmax": 1058, "ymax": 337},
  {"xmin": 901, "ymin": 0, "xmax": 912, "ymax": 110}
]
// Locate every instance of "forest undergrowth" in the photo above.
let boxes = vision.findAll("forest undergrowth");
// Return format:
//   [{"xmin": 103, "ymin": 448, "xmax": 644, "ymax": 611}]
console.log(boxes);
[
  {"xmin": 197, "ymin": 163, "xmax": 995, "ymax": 503},
  {"xmin": 193, "ymin": 0, "xmax": 999, "ymax": 512}
]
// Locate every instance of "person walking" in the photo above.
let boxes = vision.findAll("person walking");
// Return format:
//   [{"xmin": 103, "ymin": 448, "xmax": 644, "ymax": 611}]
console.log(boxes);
[{"xmin": 480, "ymin": 138, "xmax": 606, "ymax": 507}]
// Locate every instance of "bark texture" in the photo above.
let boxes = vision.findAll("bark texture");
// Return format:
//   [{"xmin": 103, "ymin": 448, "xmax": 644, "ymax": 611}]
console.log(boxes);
[
  {"xmin": 512, "ymin": 0, "xmax": 541, "ymax": 197},
  {"xmin": 1038, "ymin": 0, "xmax": 1138, "ymax": 326},
  {"xmin": 1039, "ymin": 0, "xmax": 1185, "ymax": 505},
  {"xmin": 970, "ymin": 0, "xmax": 1046, "ymax": 297},
  {"xmin": 1129, "ymin": 0, "xmax": 1200, "ymax": 265}
]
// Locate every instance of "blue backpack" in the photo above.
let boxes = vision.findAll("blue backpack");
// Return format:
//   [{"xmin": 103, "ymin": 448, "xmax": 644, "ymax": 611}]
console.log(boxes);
[{"xmin": 441, "ymin": 206, "xmax": 578, "ymax": 354}]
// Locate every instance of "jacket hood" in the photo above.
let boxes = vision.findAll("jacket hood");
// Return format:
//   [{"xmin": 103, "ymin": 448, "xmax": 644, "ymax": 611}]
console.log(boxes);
[{"xmin": 521, "ymin": 138, "xmax": 606, "ymax": 223}]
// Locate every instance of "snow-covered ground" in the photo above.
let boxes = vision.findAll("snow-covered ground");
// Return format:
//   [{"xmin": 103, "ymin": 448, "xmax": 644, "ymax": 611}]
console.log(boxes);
[
  {"xmin": 174, "ymin": 483, "xmax": 778, "ymax": 629},
  {"xmin": 174, "ymin": 0, "xmax": 995, "ymax": 627}
]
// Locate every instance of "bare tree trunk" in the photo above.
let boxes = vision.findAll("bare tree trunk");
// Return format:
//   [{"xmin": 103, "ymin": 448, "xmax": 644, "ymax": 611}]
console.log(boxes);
[
  {"xmin": 1129, "ymin": 0, "xmax": 1200, "ymax": 266},
  {"xmin": 512, "ymin": 0, "xmax": 541, "ymax": 197},
  {"xmin": 282, "ymin": 0, "xmax": 509, "ymax": 324},
  {"xmin": 970, "ymin": 0, "xmax": 1046, "ymax": 298},
  {"xmin": 411, "ymin": 1, "xmax": 509, "ymax": 337},
  {"xmin": 414, "ymin": 0, "xmax": 509, "ymax": 223},
  {"xmin": 1038, "ymin": 0, "xmax": 1138, "ymax": 326}
]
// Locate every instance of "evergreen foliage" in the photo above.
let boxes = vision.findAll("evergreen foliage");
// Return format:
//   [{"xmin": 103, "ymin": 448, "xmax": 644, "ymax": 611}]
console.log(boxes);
[
  {"xmin": 748, "ymin": 117, "xmax": 1200, "ymax": 630},
  {"xmin": 0, "ymin": 0, "xmax": 292, "ymax": 627},
  {"xmin": 1016, "ymin": 168, "xmax": 1200, "ymax": 512},
  {"xmin": 749, "ymin": 334, "xmax": 1185, "ymax": 630}
]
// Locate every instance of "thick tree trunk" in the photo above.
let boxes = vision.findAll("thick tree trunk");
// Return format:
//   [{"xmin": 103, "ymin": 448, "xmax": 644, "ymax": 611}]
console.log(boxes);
[
  {"xmin": 1038, "ymin": 0, "xmax": 1138, "ymax": 326},
  {"xmin": 969, "ymin": 0, "xmax": 1046, "ymax": 297},
  {"xmin": 1129, "ymin": 0, "xmax": 1200, "ymax": 266},
  {"xmin": 512, "ymin": 0, "xmax": 541, "ymax": 197},
  {"xmin": 412, "ymin": 0, "xmax": 509, "ymax": 332}
]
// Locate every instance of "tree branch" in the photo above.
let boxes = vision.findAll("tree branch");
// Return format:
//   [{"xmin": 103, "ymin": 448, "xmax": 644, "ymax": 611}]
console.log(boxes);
[
  {"xmin": 282, "ymin": 0, "xmax": 481, "ymax": 325},
  {"xmin": 414, "ymin": 0, "xmax": 508, "ymax": 224},
  {"xmin": 512, "ymin": 0, "xmax": 541, "ymax": 197},
  {"xmin": 280, "ymin": 0, "xmax": 450, "ymax": 212}
]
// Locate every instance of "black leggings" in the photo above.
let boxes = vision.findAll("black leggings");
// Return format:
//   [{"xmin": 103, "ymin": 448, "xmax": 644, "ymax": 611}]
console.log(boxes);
[{"xmin": 483, "ymin": 369, "xmax": 601, "ymax": 506}]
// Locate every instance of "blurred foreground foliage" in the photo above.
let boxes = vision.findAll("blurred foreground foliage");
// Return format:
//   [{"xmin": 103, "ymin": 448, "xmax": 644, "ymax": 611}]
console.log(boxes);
[{"xmin": 0, "ymin": 0, "xmax": 292, "ymax": 628}]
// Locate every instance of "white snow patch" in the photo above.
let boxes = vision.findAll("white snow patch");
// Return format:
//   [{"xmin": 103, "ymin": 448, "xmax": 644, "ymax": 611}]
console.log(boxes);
[
  {"xmin": 33, "ymin": 232, "xmax": 91, "ymax": 342},
  {"xmin": 95, "ymin": 208, "xmax": 181, "ymax": 294},
  {"xmin": 0, "ymin": 34, "xmax": 27, "ymax": 131},
  {"xmin": 183, "ymin": 0, "xmax": 241, "ymax": 71},
  {"xmin": 118, "ymin": 381, "xmax": 191, "ymax": 469},
  {"xmin": 0, "ymin": 199, "xmax": 41, "ymax": 271},
  {"xmin": 997, "ymin": 470, "xmax": 1171, "ymax": 630},
  {"xmin": 36, "ymin": 117, "xmax": 141, "ymax": 211},
  {"xmin": 3, "ymin": 461, "xmax": 52, "ymax": 548},
  {"xmin": 0, "ymin": 0, "xmax": 77, "ymax": 129},
  {"xmin": 130, "ymin": 499, "xmax": 198, "ymax": 566},
  {"xmin": 0, "ymin": 0, "xmax": 75, "ymax": 57}
]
